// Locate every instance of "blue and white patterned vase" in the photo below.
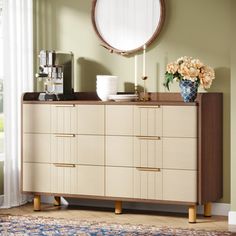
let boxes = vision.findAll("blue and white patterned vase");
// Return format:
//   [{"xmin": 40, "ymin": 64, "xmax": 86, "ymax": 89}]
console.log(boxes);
[{"xmin": 179, "ymin": 80, "xmax": 199, "ymax": 102}]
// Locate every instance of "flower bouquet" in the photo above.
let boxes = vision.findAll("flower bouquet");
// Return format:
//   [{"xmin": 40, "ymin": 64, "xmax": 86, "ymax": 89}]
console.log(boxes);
[{"xmin": 163, "ymin": 56, "xmax": 215, "ymax": 102}]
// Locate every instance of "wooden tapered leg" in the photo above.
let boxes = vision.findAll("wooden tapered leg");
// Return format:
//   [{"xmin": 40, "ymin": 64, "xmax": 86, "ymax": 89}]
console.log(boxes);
[
  {"xmin": 34, "ymin": 195, "xmax": 41, "ymax": 211},
  {"xmin": 115, "ymin": 201, "xmax": 122, "ymax": 214},
  {"xmin": 188, "ymin": 205, "xmax": 197, "ymax": 223},
  {"xmin": 54, "ymin": 196, "xmax": 61, "ymax": 206},
  {"xmin": 204, "ymin": 202, "xmax": 212, "ymax": 217}
]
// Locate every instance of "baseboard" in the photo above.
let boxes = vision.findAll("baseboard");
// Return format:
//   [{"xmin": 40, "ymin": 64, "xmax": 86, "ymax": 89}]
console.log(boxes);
[
  {"xmin": 229, "ymin": 211, "xmax": 236, "ymax": 225},
  {"xmin": 39, "ymin": 196, "xmax": 230, "ymax": 216}
]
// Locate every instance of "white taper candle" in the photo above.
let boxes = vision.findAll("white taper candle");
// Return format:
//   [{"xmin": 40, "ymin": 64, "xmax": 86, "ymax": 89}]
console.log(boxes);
[
  {"xmin": 143, "ymin": 44, "xmax": 146, "ymax": 76},
  {"xmin": 134, "ymin": 55, "xmax": 138, "ymax": 87}
]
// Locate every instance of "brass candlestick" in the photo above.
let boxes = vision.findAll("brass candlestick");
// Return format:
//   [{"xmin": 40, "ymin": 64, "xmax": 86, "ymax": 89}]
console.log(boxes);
[{"xmin": 141, "ymin": 75, "xmax": 149, "ymax": 101}]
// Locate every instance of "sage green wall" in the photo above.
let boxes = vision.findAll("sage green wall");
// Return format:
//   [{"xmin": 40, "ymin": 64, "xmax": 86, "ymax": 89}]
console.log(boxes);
[
  {"xmin": 34, "ymin": 0, "xmax": 231, "ymax": 203},
  {"xmin": 231, "ymin": 0, "xmax": 236, "ymax": 211}
]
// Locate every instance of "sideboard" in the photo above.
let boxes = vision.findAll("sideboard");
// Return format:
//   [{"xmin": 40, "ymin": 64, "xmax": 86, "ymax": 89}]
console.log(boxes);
[{"xmin": 21, "ymin": 92, "xmax": 223, "ymax": 223}]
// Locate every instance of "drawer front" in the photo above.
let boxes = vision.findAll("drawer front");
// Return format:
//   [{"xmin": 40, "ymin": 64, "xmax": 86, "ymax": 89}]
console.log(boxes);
[
  {"xmin": 163, "ymin": 106, "xmax": 197, "ymax": 137},
  {"xmin": 77, "ymin": 105, "xmax": 104, "ymax": 135},
  {"xmin": 106, "ymin": 167, "xmax": 133, "ymax": 198},
  {"xmin": 78, "ymin": 135, "xmax": 104, "ymax": 165},
  {"xmin": 77, "ymin": 165, "xmax": 104, "ymax": 196},
  {"xmin": 51, "ymin": 134, "xmax": 77, "ymax": 164},
  {"xmin": 23, "ymin": 134, "xmax": 51, "ymax": 163},
  {"xmin": 134, "ymin": 136, "xmax": 162, "ymax": 168},
  {"xmin": 134, "ymin": 106, "xmax": 162, "ymax": 137},
  {"xmin": 163, "ymin": 138, "xmax": 197, "ymax": 170},
  {"xmin": 51, "ymin": 104, "xmax": 77, "ymax": 134},
  {"xmin": 23, "ymin": 163, "xmax": 51, "ymax": 193},
  {"xmin": 106, "ymin": 105, "xmax": 133, "ymax": 135},
  {"xmin": 106, "ymin": 136, "xmax": 133, "ymax": 167},
  {"xmin": 134, "ymin": 168, "xmax": 162, "ymax": 200},
  {"xmin": 51, "ymin": 163, "xmax": 77, "ymax": 194},
  {"xmin": 23, "ymin": 104, "xmax": 51, "ymax": 133},
  {"xmin": 163, "ymin": 169, "xmax": 197, "ymax": 202}
]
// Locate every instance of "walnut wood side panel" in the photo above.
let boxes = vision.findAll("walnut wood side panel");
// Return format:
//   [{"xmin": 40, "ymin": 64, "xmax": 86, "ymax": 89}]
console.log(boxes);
[{"xmin": 197, "ymin": 93, "xmax": 223, "ymax": 204}]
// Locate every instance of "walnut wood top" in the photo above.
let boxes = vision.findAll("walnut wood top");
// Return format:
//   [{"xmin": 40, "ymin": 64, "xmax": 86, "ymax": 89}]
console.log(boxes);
[{"xmin": 22, "ymin": 92, "xmax": 221, "ymax": 106}]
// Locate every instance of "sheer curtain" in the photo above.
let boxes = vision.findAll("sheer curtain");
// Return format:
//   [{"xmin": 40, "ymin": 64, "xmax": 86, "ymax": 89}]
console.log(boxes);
[{"xmin": 1, "ymin": 0, "xmax": 33, "ymax": 208}]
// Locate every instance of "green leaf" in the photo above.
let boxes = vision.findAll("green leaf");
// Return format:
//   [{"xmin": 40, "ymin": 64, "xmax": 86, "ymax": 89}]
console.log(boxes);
[{"xmin": 163, "ymin": 72, "xmax": 174, "ymax": 91}]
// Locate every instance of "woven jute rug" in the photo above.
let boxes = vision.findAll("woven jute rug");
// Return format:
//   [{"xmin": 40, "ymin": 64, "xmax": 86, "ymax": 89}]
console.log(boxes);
[{"xmin": 0, "ymin": 214, "xmax": 234, "ymax": 235}]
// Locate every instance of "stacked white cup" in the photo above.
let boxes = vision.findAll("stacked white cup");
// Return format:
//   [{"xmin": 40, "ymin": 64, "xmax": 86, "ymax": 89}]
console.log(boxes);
[{"xmin": 96, "ymin": 75, "xmax": 118, "ymax": 101}]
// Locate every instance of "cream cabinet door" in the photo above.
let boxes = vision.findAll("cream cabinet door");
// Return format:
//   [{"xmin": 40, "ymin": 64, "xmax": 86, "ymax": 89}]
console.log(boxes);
[
  {"xmin": 106, "ymin": 105, "xmax": 133, "ymax": 135},
  {"xmin": 77, "ymin": 165, "xmax": 104, "ymax": 196},
  {"xmin": 163, "ymin": 169, "xmax": 197, "ymax": 202},
  {"xmin": 78, "ymin": 135, "xmax": 104, "ymax": 165},
  {"xmin": 134, "ymin": 168, "xmax": 162, "ymax": 200},
  {"xmin": 23, "ymin": 163, "xmax": 51, "ymax": 193},
  {"xmin": 77, "ymin": 105, "xmax": 104, "ymax": 135},
  {"xmin": 23, "ymin": 104, "xmax": 51, "ymax": 133},
  {"xmin": 51, "ymin": 164, "xmax": 78, "ymax": 194},
  {"xmin": 51, "ymin": 104, "xmax": 77, "ymax": 134},
  {"xmin": 106, "ymin": 136, "xmax": 133, "ymax": 167},
  {"xmin": 23, "ymin": 134, "xmax": 51, "ymax": 163},
  {"xmin": 106, "ymin": 167, "xmax": 133, "ymax": 198},
  {"xmin": 51, "ymin": 134, "xmax": 77, "ymax": 164},
  {"xmin": 163, "ymin": 106, "xmax": 197, "ymax": 137},
  {"xmin": 134, "ymin": 137, "xmax": 162, "ymax": 168},
  {"xmin": 163, "ymin": 138, "xmax": 197, "ymax": 170},
  {"xmin": 134, "ymin": 106, "xmax": 162, "ymax": 137}
]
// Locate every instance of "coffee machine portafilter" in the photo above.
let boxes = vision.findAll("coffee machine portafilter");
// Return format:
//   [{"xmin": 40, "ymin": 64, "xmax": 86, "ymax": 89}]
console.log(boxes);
[{"xmin": 36, "ymin": 50, "xmax": 75, "ymax": 100}]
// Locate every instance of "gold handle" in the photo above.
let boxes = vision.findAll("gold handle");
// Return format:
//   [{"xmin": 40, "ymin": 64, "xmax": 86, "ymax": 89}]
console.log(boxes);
[
  {"xmin": 55, "ymin": 104, "xmax": 75, "ymax": 107},
  {"xmin": 136, "ymin": 136, "xmax": 161, "ymax": 140},
  {"xmin": 137, "ymin": 105, "xmax": 160, "ymax": 108},
  {"xmin": 55, "ymin": 134, "xmax": 76, "ymax": 138},
  {"xmin": 53, "ymin": 163, "xmax": 76, "ymax": 168},
  {"xmin": 136, "ymin": 167, "xmax": 161, "ymax": 172}
]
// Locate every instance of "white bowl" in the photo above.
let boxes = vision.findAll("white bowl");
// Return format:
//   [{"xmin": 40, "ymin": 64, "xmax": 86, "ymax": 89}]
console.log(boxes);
[{"xmin": 96, "ymin": 75, "xmax": 119, "ymax": 101}]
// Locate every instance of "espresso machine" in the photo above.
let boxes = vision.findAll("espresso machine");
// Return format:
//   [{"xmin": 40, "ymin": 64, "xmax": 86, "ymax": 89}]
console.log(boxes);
[{"xmin": 36, "ymin": 50, "xmax": 75, "ymax": 100}]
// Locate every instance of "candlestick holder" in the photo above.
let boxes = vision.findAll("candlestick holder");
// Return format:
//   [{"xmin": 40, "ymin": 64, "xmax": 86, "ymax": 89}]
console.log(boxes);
[{"xmin": 140, "ymin": 75, "xmax": 149, "ymax": 101}]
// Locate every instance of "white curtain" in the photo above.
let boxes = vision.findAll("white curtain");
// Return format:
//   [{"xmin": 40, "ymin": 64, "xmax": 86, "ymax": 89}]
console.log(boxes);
[{"xmin": 1, "ymin": 0, "xmax": 33, "ymax": 208}]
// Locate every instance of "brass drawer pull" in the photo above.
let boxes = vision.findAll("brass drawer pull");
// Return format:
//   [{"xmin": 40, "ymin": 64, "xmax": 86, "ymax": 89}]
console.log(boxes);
[
  {"xmin": 137, "ymin": 105, "xmax": 160, "ymax": 108},
  {"xmin": 137, "ymin": 136, "xmax": 161, "ymax": 140},
  {"xmin": 53, "ymin": 163, "xmax": 76, "ymax": 168},
  {"xmin": 55, "ymin": 104, "xmax": 75, "ymax": 107},
  {"xmin": 55, "ymin": 134, "xmax": 76, "ymax": 138},
  {"xmin": 136, "ymin": 167, "xmax": 161, "ymax": 172}
]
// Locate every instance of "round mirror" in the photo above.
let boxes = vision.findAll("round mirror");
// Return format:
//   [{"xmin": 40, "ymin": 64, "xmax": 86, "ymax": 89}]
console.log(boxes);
[{"xmin": 92, "ymin": 0, "xmax": 165, "ymax": 55}]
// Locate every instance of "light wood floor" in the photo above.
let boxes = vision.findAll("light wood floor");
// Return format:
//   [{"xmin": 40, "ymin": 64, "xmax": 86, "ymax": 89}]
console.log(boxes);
[{"xmin": 0, "ymin": 203, "xmax": 235, "ymax": 233}]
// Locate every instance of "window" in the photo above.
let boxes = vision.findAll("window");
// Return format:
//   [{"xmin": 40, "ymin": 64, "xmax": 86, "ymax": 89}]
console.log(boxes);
[{"xmin": 0, "ymin": 0, "xmax": 4, "ymax": 158}]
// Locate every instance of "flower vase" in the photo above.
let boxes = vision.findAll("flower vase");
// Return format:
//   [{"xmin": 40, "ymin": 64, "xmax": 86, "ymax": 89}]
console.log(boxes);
[{"xmin": 179, "ymin": 80, "xmax": 199, "ymax": 102}]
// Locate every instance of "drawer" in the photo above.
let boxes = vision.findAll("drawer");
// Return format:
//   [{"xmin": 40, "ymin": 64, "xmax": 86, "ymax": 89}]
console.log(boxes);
[
  {"xmin": 134, "ymin": 167, "xmax": 162, "ymax": 200},
  {"xmin": 51, "ymin": 104, "xmax": 77, "ymax": 134},
  {"xmin": 51, "ymin": 134, "xmax": 77, "ymax": 164},
  {"xmin": 134, "ymin": 136, "xmax": 162, "ymax": 168},
  {"xmin": 78, "ymin": 135, "xmax": 104, "ymax": 165},
  {"xmin": 23, "ymin": 104, "xmax": 51, "ymax": 133},
  {"xmin": 106, "ymin": 136, "xmax": 133, "ymax": 167},
  {"xmin": 51, "ymin": 163, "xmax": 78, "ymax": 194},
  {"xmin": 23, "ymin": 163, "xmax": 51, "ymax": 193},
  {"xmin": 23, "ymin": 134, "xmax": 51, "ymax": 163},
  {"xmin": 163, "ymin": 106, "xmax": 197, "ymax": 137},
  {"xmin": 77, "ymin": 165, "xmax": 104, "ymax": 196},
  {"xmin": 106, "ymin": 167, "xmax": 133, "ymax": 198},
  {"xmin": 163, "ymin": 169, "xmax": 197, "ymax": 202},
  {"xmin": 106, "ymin": 105, "xmax": 133, "ymax": 135},
  {"xmin": 77, "ymin": 105, "xmax": 104, "ymax": 135},
  {"xmin": 134, "ymin": 106, "xmax": 162, "ymax": 137},
  {"xmin": 163, "ymin": 138, "xmax": 197, "ymax": 170}
]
